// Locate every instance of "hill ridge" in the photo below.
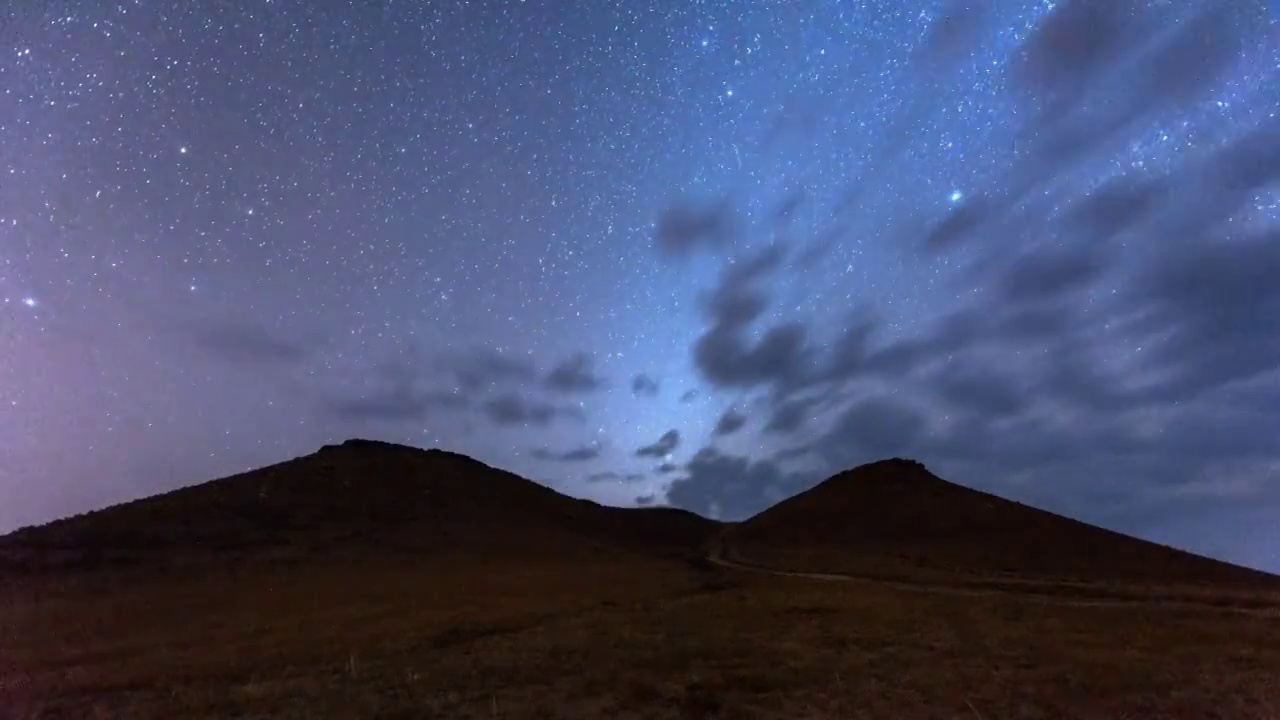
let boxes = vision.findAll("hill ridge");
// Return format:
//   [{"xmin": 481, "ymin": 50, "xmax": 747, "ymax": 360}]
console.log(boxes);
[
  {"xmin": 728, "ymin": 457, "xmax": 1279, "ymax": 588},
  {"xmin": 3, "ymin": 442, "xmax": 1274, "ymax": 589},
  {"xmin": 0, "ymin": 439, "xmax": 719, "ymax": 576}
]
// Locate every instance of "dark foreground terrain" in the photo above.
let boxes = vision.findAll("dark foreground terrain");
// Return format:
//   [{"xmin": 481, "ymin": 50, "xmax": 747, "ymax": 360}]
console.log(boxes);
[{"xmin": 2, "ymin": 441, "xmax": 1279, "ymax": 719}]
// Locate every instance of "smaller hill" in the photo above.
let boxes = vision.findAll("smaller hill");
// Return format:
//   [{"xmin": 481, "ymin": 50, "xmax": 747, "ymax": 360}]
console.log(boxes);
[
  {"xmin": 723, "ymin": 458, "xmax": 1279, "ymax": 588},
  {"xmin": 0, "ymin": 439, "xmax": 720, "ymax": 577}
]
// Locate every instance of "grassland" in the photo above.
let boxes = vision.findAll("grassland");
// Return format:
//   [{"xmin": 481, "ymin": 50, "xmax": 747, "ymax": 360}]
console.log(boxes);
[{"xmin": 5, "ymin": 549, "xmax": 1280, "ymax": 719}]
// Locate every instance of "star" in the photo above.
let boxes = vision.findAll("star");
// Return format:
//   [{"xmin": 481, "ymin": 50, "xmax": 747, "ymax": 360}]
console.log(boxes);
[{"xmin": 1, "ymin": 0, "xmax": 1276, "ymax": 577}]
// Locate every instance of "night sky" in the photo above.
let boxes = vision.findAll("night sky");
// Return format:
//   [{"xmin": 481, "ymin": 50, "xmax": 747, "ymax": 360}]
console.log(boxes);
[{"xmin": 3, "ymin": 2, "xmax": 1279, "ymax": 571}]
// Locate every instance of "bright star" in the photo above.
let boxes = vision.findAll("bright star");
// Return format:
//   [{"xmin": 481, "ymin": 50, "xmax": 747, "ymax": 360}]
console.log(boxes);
[
  {"xmin": 949, "ymin": 190, "xmax": 963, "ymax": 203},
  {"xmin": 21, "ymin": 296, "xmax": 37, "ymax": 308},
  {"xmin": 179, "ymin": 146, "xmax": 188, "ymax": 154}
]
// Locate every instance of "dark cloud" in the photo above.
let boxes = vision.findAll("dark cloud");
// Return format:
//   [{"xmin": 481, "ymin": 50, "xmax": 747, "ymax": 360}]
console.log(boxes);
[
  {"xmin": 999, "ymin": 244, "xmax": 1107, "ymax": 304},
  {"xmin": 656, "ymin": 462, "xmax": 678, "ymax": 475},
  {"xmin": 329, "ymin": 389, "xmax": 468, "ymax": 423},
  {"xmin": 764, "ymin": 396, "xmax": 815, "ymax": 435},
  {"xmin": 922, "ymin": 195, "xmax": 1003, "ymax": 252},
  {"xmin": 1063, "ymin": 174, "xmax": 1168, "ymax": 241},
  {"xmin": 690, "ymin": 245, "xmax": 812, "ymax": 389},
  {"xmin": 192, "ymin": 317, "xmax": 314, "ymax": 365},
  {"xmin": 928, "ymin": 358, "xmax": 1028, "ymax": 418},
  {"xmin": 530, "ymin": 444, "xmax": 602, "ymax": 462},
  {"xmin": 814, "ymin": 395, "xmax": 929, "ymax": 471},
  {"xmin": 634, "ymin": 494, "xmax": 658, "ymax": 507},
  {"xmin": 654, "ymin": 197, "xmax": 736, "ymax": 259},
  {"xmin": 1124, "ymin": 3, "xmax": 1255, "ymax": 111},
  {"xmin": 1010, "ymin": 0, "xmax": 1147, "ymax": 123},
  {"xmin": 647, "ymin": 0, "xmax": 1280, "ymax": 566},
  {"xmin": 545, "ymin": 352, "xmax": 606, "ymax": 393},
  {"xmin": 636, "ymin": 429, "xmax": 680, "ymax": 458},
  {"xmin": 481, "ymin": 393, "xmax": 582, "ymax": 427},
  {"xmin": 324, "ymin": 344, "xmax": 468, "ymax": 423},
  {"xmin": 631, "ymin": 373, "xmax": 660, "ymax": 397},
  {"xmin": 914, "ymin": 1, "xmax": 992, "ymax": 71},
  {"xmin": 586, "ymin": 470, "xmax": 644, "ymax": 483},
  {"xmin": 446, "ymin": 347, "xmax": 538, "ymax": 390},
  {"xmin": 1153, "ymin": 119, "xmax": 1280, "ymax": 245},
  {"xmin": 666, "ymin": 447, "xmax": 814, "ymax": 521},
  {"xmin": 694, "ymin": 322, "xmax": 810, "ymax": 389},
  {"xmin": 713, "ymin": 409, "xmax": 747, "ymax": 437},
  {"xmin": 1129, "ymin": 229, "xmax": 1280, "ymax": 403},
  {"xmin": 1011, "ymin": 1, "xmax": 1259, "ymax": 186},
  {"xmin": 678, "ymin": 389, "xmax": 700, "ymax": 403}
]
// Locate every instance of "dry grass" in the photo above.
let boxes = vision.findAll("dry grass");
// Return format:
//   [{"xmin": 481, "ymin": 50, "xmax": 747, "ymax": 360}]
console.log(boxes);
[{"xmin": 4, "ymin": 553, "xmax": 1279, "ymax": 720}]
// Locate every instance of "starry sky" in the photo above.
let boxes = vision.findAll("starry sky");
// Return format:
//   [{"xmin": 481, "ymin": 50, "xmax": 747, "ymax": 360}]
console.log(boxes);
[{"xmin": 3, "ymin": 1, "xmax": 1279, "ymax": 571}]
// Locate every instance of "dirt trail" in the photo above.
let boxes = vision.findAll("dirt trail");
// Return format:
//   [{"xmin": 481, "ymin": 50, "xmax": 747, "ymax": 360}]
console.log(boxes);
[{"xmin": 706, "ymin": 537, "xmax": 1280, "ymax": 617}]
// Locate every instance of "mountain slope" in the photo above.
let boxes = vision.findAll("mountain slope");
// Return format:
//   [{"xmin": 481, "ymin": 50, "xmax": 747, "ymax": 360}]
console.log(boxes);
[
  {"xmin": 723, "ymin": 458, "xmax": 1278, "ymax": 588},
  {"xmin": 0, "ymin": 439, "xmax": 719, "ymax": 576}
]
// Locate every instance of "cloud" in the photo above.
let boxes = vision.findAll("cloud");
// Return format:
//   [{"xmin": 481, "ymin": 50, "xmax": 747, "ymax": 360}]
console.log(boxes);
[
  {"xmin": 446, "ymin": 347, "xmax": 537, "ymax": 390},
  {"xmin": 324, "ymin": 343, "xmax": 469, "ymax": 423},
  {"xmin": 654, "ymin": 197, "xmax": 736, "ymax": 259},
  {"xmin": 644, "ymin": 2, "xmax": 1280, "ymax": 561},
  {"xmin": 586, "ymin": 471, "xmax": 644, "ymax": 483},
  {"xmin": 666, "ymin": 447, "xmax": 814, "ymax": 521},
  {"xmin": 531, "ymin": 444, "xmax": 602, "ymax": 462},
  {"xmin": 656, "ymin": 462, "xmax": 678, "ymax": 474},
  {"xmin": 1008, "ymin": 0, "xmax": 1261, "ymax": 188},
  {"xmin": 694, "ymin": 323, "xmax": 809, "ymax": 389},
  {"xmin": 636, "ymin": 429, "xmax": 680, "ymax": 458},
  {"xmin": 631, "ymin": 373, "xmax": 660, "ymax": 397},
  {"xmin": 634, "ymin": 494, "xmax": 658, "ymax": 507},
  {"xmin": 192, "ymin": 317, "xmax": 314, "ymax": 365},
  {"xmin": 713, "ymin": 409, "xmax": 747, "ymax": 437},
  {"xmin": 813, "ymin": 395, "xmax": 930, "ymax": 471},
  {"xmin": 679, "ymin": 389, "xmax": 700, "ymax": 403},
  {"xmin": 691, "ymin": 245, "xmax": 812, "ymax": 389},
  {"xmin": 764, "ymin": 396, "xmax": 815, "ymax": 434},
  {"xmin": 1127, "ymin": 229, "xmax": 1280, "ymax": 403},
  {"xmin": 481, "ymin": 393, "xmax": 582, "ymax": 427},
  {"xmin": 913, "ymin": 1, "xmax": 993, "ymax": 72},
  {"xmin": 545, "ymin": 352, "xmax": 606, "ymax": 393},
  {"xmin": 927, "ymin": 356, "xmax": 1029, "ymax": 418},
  {"xmin": 998, "ymin": 244, "xmax": 1108, "ymax": 304},
  {"xmin": 329, "ymin": 389, "xmax": 468, "ymax": 423}
]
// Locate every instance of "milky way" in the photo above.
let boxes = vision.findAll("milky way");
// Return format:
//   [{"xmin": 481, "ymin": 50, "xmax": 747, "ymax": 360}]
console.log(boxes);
[{"xmin": 2, "ymin": 1, "xmax": 1278, "ymax": 571}]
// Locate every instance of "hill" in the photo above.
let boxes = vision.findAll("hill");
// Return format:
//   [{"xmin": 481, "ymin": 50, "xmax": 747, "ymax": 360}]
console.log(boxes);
[
  {"xmin": 4, "ymin": 448, "xmax": 1280, "ymax": 719},
  {"xmin": 0, "ymin": 438, "xmax": 719, "ymax": 577},
  {"xmin": 721, "ymin": 458, "xmax": 1279, "ymax": 589}
]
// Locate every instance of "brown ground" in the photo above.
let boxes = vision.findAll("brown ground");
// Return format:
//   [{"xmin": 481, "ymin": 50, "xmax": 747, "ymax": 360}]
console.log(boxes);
[
  {"xmin": 6, "ymin": 552, "xmax": 1280, "ymax": 719},
  {"xmin": 3, "ymin": 444, "xmax": 1279, "ymax": 718}
]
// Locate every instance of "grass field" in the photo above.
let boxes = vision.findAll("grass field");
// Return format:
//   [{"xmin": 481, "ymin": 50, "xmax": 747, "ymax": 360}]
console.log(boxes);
[{"xmin": 5, "ymin": 550, "xmax": 1280, "ymax": 720}]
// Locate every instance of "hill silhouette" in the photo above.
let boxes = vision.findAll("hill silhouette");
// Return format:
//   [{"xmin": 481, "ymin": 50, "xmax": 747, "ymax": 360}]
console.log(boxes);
[
  {"xmin": 6, "ymin": 446, "xmax": 1280, "ymax": 718},
  {"xmin": 0, "ymin": 439, "xmax": 719, "ymax": 577},
  {"xmin": 722, "ymin": 458, "xmax": 1279, "ymax": 588}
]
